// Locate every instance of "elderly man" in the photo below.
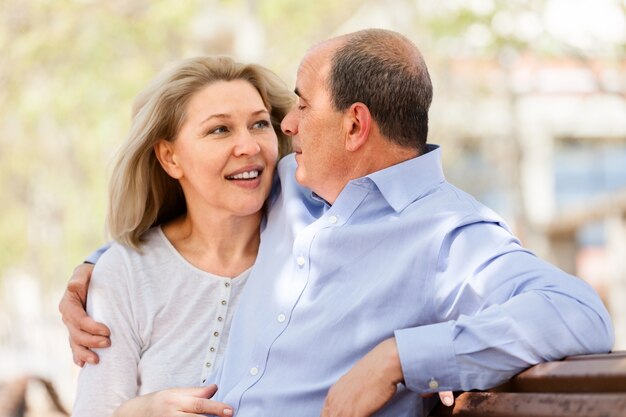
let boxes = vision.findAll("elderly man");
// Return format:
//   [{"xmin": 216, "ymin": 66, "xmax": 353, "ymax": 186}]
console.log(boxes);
[{"xmin": 61, "ymin": 29, "xmax": 613, "ymax": 417}]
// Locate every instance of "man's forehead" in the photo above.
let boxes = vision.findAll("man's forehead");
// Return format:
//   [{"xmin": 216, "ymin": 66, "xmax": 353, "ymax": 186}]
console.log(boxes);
[
  {"xmin": 297, "ymin": 52, "xmax": 324, "ymax": 78},
  {"xmin": 295, "ymin": 46, "xmax": 334, "ymax": 94},
  {"xmin": 301, "ymin": 41, "xmax": 337, "ymax": 71}
]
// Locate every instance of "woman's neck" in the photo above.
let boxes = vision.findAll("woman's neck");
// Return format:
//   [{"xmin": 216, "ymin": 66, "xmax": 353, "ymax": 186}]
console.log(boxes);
[{"xmin": 161, "ymin": 208, "xmax": 262, "ymax": 278}]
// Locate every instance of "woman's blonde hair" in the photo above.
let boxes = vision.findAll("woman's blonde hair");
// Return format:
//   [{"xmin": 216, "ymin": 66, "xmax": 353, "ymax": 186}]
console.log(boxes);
[{"xmin": 107, "ymin": 56, "xmax": 294, "ymax": 249}]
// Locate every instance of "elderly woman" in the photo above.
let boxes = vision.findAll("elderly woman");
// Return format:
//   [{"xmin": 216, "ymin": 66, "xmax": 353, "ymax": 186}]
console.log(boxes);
[{"xmin": 70, "ymin": 56, "xmax": 293, "ymax": 417}]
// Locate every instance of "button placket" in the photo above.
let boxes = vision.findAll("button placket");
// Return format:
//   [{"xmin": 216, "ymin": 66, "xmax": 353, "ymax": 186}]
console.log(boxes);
[
  {"xmin": 233, "ymin": 185, "xmax": 367, "ymax": 392},
  {"xmin": 200, "ymin": 280, "xmax": 232, "ymax": 380},
  {"xmin": 242, "ymin": 209, "xmax": 337, "ymax": 391},
  {"xmin": 212, "ymin": 280, "xmax": 231, "ymax": 338}
]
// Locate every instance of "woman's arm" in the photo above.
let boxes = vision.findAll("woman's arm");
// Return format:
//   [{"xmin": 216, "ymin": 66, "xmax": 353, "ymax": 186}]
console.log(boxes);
[
  {"xmin": 59, "ymin": 242, "xmax": 113, "ymax": 367},
  {"xmin": 71, "ymin": 247, "xmax": 142, "ymax": 417}
]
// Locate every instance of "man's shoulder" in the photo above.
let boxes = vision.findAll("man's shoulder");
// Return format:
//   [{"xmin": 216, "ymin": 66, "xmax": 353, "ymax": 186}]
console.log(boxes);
[
  {"xmin": 443, "ymin": 183, "xmax": 509, "ymax": 225},
  {"xmin": 405, "ymin": 181, "xmax": 511, "ymax": 232}
]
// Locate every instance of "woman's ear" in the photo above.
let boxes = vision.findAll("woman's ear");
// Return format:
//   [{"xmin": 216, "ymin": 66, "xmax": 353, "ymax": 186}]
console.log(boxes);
[
  {"xmin": 154, "ymin": 140, "xmax": 183, "ymax": 179},
  {"xmin": 343, "ymin": 102, "xmax": 372, "ymax": 152}
]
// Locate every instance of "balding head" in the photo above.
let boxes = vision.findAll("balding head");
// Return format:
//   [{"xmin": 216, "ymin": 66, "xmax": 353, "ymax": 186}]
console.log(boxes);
[{"xmin": 325, "ymin": 29, "xmax": 433, "ymax": 153}]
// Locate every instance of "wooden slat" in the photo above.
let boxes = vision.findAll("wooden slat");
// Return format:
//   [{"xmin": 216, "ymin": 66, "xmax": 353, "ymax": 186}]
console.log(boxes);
[
  {"xmin": 428, "ymin": 353, "xmax": 626, "ymax": 416},
  {"xmin": 565, "ymin": 351, "xmax": 626, "ymax": 361},
  {"xmin": 430, "ymin": 392, "xmax": 626, "ymax": 417},
  {"xmin": 496, "ymin": 352, "xmax": 626, "ymax": 393}
]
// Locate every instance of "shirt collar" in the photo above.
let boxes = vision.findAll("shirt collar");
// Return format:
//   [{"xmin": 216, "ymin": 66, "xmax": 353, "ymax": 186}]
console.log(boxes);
[{"xmin": 359, "ymin": 144, "xmax": 445, "ymax": 213}]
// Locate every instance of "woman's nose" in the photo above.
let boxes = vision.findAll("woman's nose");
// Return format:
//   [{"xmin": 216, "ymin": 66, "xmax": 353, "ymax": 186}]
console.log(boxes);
[{"xmin": 233, "ymin": 132, "xmax": 261, "ymax": 156}]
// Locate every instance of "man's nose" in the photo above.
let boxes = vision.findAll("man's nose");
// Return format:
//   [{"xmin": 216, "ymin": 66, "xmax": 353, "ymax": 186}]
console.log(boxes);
[{"xmin": 281, "ymin": 110, "xmax": 298, "ymax": 137}]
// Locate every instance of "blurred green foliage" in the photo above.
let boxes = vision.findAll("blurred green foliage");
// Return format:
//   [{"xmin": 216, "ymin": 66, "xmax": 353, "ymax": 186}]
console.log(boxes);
[
  {"xmin": 0, "ymin": 0, "xmax": 369, "ymax": 288},
  {"xmin": 1, "ymin": 0, "xmax": 207, "ymax": 287},
  {"xmin": 1, "ymin": 0, "xmax": 624, "ymax": 290}
]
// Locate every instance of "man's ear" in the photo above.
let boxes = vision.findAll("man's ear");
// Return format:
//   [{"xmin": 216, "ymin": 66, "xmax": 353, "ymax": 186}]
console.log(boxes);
[
  {"xmin": 343, "ymin": 102, "xmax": 372, "ymax": 152},
  {"xmin": 154, "ymin": 140, "xmax": 183, "ymax": 179}
]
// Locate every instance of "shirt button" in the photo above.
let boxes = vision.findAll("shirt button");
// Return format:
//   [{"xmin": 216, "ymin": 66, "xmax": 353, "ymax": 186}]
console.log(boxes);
[
  {"xmin": 428, "ymin": 378, "xmax": 439, "ymax": 390},
  {"xmin": 296, "ymin": 256, "xmax": 306, "ymax": 267},
  {"xmin": 225, "ymin": 282, "xmax": 230, "ymax": 287},
  {"xmin": 221, "ymin": 300, "xmax": 227, "ymax": 305},
  {"xmin": 277, "ymin": 314, "xmax": 286, "ymax": 323},
  {"xmin": 210, "ymin": 347, "xmax": 215, "ymax": 352},
  {"xmin": 205, "ymin": 362, "xmax": 211, "ymax": 368},
  {"xmin": 217, "ymin": 316, "xmax": 224, "ymax": 322},
  {"xmin": 328, "ymin": 215, "xmax": 338, "ymax": 224},
  {"xmin": 250, "ymin": 367, "xmax": 259, "ymax": 376},
  {"xmin": 213, "ymin": 331, "xmax": 219, "ymax": 337}
]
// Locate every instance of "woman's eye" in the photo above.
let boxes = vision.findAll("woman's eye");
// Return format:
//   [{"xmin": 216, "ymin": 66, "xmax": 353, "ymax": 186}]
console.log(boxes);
[
  {"xmin": 252, "ymin": 120, "xmax": 271, "ymax": 129},
  {"xmin": 208, "ymin": 126, "xmax": 228, "ymax": 135}
]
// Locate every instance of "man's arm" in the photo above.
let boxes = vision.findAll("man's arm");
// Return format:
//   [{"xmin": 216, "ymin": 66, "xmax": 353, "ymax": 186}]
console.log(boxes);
[
  {"xmin": 394, "ymin": 221, "xmax": 613, "ymax": 394},
  {"xmin": 322, "ymin": 221, "xmax": 613, "ymax": 416},
  {"xmin": 321, "ymin": 339, "xmax": 454, "ymax": 417},
  {"xmin": 58, "ymin": 245, "xmax": 112, "ymax": 366},
  {"xmin": 321, "ymin": 338, "xmax": 404, "ymax": 417}
]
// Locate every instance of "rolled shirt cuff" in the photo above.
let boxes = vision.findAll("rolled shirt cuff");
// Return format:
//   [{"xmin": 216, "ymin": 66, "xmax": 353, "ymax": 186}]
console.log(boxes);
[{"xmin": 394, "ymin": 321, "xmax": 461, "ymax": 393}]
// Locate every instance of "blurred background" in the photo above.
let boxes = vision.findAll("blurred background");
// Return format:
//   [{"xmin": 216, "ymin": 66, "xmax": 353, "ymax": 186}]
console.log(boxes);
[{"xmin": 1, "ymin": 0, "xmax": 625, "ymax": 414}]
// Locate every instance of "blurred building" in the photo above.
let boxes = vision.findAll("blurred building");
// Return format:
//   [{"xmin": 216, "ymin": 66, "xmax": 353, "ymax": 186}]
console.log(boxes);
[
  {"xmin": 337, "ymin": 0, "xmax": 626, "ymax": 348},
  {"xmin": 443, "ymin": 54, "xmax": 626, "ymax": 348}
]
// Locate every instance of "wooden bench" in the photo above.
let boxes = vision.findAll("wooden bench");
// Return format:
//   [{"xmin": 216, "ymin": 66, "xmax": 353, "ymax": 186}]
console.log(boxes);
[{"xmin": 429, "ymin": 351, "xmax": 626, "ymax": 417}]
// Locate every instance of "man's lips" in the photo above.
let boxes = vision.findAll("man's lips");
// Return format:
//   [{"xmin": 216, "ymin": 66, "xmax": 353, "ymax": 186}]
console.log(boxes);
[{"xmin": 292, "ymin": 140, "xmax": 302, "ymax": 154}]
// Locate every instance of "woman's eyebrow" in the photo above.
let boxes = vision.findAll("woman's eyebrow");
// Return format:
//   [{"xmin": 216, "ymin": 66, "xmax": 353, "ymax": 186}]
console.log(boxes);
[{"xmin": 200, "ymin": 109, "xmax": 269, "ymax": 125}]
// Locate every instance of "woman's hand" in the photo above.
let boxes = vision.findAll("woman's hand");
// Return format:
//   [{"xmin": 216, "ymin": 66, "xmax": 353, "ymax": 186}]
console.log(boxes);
[
  {"xmin": 111, "ymin": 385, "xmax": 234, "ymax": 417},
  {"xmin": 58, "ymin": 263, "xmax": 111, "ymax": 366}
]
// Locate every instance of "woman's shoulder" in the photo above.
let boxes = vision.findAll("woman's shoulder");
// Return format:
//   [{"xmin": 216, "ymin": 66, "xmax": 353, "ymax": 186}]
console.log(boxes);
[{"xmin": 93, "ymin": 227, "xmax": 170, "ymax": 279}]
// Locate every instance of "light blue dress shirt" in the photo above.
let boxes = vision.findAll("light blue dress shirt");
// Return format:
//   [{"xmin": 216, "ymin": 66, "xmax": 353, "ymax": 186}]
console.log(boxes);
[{"xmin": 207, "ymin": 145, "xmax": 613, "ymax": 416}]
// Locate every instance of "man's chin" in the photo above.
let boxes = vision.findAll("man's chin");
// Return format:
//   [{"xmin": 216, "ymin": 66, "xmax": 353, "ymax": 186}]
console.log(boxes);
[{"xmin": 294, "ymin": 167, "xmax": 307, "ymax": 187}]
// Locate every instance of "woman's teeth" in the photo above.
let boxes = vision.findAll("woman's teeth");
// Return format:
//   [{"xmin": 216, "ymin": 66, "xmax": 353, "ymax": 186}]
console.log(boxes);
[{"xmin": 227, "ymin": 170, "xmax": 259, "ymax": 180}]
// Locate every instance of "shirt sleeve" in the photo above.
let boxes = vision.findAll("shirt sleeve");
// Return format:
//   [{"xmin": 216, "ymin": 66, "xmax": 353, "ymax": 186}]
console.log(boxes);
[
  {"xmin": 72, "ymin": 246, "xmax": 142, "ymax": 417},
  {"xmin": 395, "ymin": 220, "xmax": 614, "ymax": 393},
  {"xmin": 84, "ymin": 243, "xmax": 112, "ymax": 264}
]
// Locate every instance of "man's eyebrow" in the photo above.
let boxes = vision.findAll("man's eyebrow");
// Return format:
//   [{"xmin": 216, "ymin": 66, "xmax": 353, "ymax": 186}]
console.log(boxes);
[{"xmin": 294, "ymin": 87, "xmax": 306, "ymax": 101}]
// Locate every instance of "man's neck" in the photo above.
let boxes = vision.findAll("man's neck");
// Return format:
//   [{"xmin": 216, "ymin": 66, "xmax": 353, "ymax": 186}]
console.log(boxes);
[{"xmin": 319, "ymin": 140, "xmax": 420, "ymax": 205}]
